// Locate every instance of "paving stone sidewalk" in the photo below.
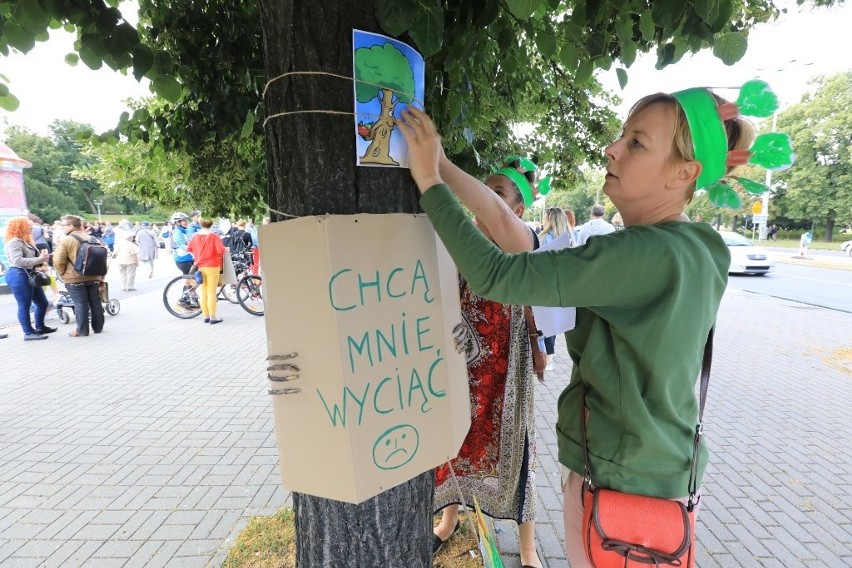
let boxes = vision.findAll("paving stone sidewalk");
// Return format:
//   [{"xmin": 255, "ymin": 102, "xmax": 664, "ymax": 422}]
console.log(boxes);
[{"xmin": 0, "ymin": 284, "xmax": 849, "ymax": 567}]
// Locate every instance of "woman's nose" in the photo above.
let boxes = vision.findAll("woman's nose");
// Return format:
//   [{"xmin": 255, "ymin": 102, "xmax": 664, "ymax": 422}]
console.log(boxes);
[{"xmin": 604, "ymin": 141, "xmax": 618, "ymax": 161}]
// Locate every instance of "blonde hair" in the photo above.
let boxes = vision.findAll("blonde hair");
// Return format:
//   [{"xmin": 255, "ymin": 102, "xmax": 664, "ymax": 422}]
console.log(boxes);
[
  {"xmin": 626, "ymin": 92, "xmax": 756, "ymax": 198},
  {"xmin": 540, "ymin": 207, "xmax": 569, "ymax": 238}
]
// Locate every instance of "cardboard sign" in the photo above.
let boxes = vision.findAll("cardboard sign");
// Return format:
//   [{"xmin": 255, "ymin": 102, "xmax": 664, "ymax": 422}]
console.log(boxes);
[
  {"xmin": 221, "ymin": 247, "xmax": 238, "ymax": 285},
  {"xmin": 259, "ymin": 214, "xmax": 470, "ymax": 504}
]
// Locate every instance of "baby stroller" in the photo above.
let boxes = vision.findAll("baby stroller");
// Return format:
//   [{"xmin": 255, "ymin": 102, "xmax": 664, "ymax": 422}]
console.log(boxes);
[{"xmin": 55, "ymin": 279, "xmax": 120, "ymax": 324}]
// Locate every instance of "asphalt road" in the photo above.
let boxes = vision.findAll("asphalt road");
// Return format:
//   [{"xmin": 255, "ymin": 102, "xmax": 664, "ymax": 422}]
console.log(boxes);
[{"xmin": 728, "ymin": 262, "xmax": 852, "ymax": 313}]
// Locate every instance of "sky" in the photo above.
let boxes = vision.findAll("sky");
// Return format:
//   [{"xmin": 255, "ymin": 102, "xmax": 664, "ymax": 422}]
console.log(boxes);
[
  {"xmin": 0, "ymin": 1, "xmax": 850, "ymax": 137},
  {"xmin": 598, "ymin": 1, "xmax": 852, "ymax": 118}
]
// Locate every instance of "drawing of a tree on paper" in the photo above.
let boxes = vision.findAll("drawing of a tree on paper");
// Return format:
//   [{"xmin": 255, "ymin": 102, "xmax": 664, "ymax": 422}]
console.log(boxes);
[{"xmin": 353, "ymin": 31, "xmax": 423, "ymax": 168}]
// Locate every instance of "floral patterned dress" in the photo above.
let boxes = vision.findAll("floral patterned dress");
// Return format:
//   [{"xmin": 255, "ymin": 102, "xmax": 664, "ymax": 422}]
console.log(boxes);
[{"xmin": 434, "ymin": 276, "xmax": 537, "ymax": 524}]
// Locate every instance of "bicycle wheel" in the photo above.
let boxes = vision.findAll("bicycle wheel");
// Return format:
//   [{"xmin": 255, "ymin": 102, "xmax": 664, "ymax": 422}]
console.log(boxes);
[
  {"xmin": 221, "ymin": 283, "xmax": 239, "ymax": 304},
  {"xmin": 163, "ymin": 275, "xmax": 202, "ymax": 319},
  {"xmin": 236, "ymin": 274, "xmax": 264, "ymax": 316}
]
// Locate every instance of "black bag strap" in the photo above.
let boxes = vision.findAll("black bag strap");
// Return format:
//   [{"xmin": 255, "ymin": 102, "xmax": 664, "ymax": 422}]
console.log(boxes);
[{"xmin": 580, "ymin": 328, "xmax": 714, "ymax": 511}]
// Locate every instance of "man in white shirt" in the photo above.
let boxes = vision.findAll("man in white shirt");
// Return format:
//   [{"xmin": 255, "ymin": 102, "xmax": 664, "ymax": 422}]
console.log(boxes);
[{"xmin": 576, "ymin": 204, "xmax": 615, "ymax": 246}]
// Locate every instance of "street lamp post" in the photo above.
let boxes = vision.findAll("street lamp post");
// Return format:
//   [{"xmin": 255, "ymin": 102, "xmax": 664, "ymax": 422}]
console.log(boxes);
[
  {"xmin": 94, "ymin": 201, "xmax": 102, "ymax": 221},
  {"xmin": 758, "ymin": 112, "xmax": 778, "ymax": 242}
]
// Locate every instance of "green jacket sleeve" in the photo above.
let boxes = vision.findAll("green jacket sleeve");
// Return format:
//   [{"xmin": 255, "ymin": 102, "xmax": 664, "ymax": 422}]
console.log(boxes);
[{"xmin": 420, "ymin": 184, "xmax": 725, "ymax": 310}]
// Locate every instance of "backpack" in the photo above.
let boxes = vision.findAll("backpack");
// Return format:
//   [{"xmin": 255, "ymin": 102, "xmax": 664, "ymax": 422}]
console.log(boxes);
[{"xmin": 72, "ymin": 234, "xmax": 109, "ymax": 276}]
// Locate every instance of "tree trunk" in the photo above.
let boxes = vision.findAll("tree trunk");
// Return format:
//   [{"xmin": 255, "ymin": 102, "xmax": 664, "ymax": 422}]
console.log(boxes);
[
  {"xmin": 259, "ymin": 0, "xmax": 419, "ymax": 217},
  {"xmin": 361, "ymin": 89, "xmax": 399, "ymax": 166},
  {"xmin": 258, "ymin": 1, "xmax": 432, "ymax": 566},
  {"xmin": 825, "ymin": 216, "xmax": 835, "ymax": 242}
]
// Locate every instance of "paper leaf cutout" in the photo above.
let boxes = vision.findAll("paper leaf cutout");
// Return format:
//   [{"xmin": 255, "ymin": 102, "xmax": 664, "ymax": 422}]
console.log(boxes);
[
  {"xmin": 749, "ymin": 132, "xmax": 795, "ymax": 171},
  {"xmin": 736, "ymin": 79, "xmax": 778, "ymax": 118},
  {"xmin": 732, "ymin": 176, "xmax": 769, "ymax": 195},
  {"xmin": 707, "ymin": 181, "xmax": 742, "ymax": 209}
]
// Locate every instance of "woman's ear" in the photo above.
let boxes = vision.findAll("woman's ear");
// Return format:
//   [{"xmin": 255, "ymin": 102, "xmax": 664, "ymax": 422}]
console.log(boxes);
[
  {"xmin": 667, "ymin": 160, "xmax": 701, "ymax": 190},
  {"xmin": 512, "ymin": 203, "xmax": 526, "ymax": 218}
]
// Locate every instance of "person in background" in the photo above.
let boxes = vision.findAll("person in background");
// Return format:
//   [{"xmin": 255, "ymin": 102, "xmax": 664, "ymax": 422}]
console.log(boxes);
[
  {"xmin": 113, "ymin": 232, "xmax": 139, "ymax": 291},
  {"xmin": 0, "ymin": 258, "xmax": 5, "ymax": 339},
  {"xmin": 798, "ymin": 231, "xmax": 812, "ymax": 257},
  {"xmin": 102, "ymin": 221, "xmax": 116, "ymax": 251},
  {"xmin": 230, "ymin": 219, "xmax": 253, "ymax": 255},
  {"xmin": 426, "ymin": 156, "xmax": 545, "ymax": 568},
  {"xmin": 767, "ymin": 224, "xmax": 779, "ymax": 241},
  {"xmin": 576, "ymin": 203, "xmax": 615, "ymax": 246},
  {"xmin": 399, "ymin": 84, "xmax": 755, "ymax": 565},
  {"xmin": 186, "ymin": 217, "xmax": 225, "ymax": 324},
  {"xmin": 88, "ymin": 221, "xmax": 104, "ymax": 239},
  {"xmin": 188, "ymin": 210, "xmax": 203, "ymax": 237},
  {"xmin": 136, "ymin": 221, "xmax": 160, "ymax": 279},
  {"xmin": 53, "ymin": 215, "xmax": 105, "ymax": 337},
  {"xmin": 51, "ymin": 220, "xmax": 65, "ymax": 250},
  {"xmin": 246, "ymin": 219, "xmax": 259, "ymax": 248},
  {"xmin": 32, "ymin": 221, "xmax": 49, "ymax": 255},
  {"xmin": 3, "ymin": 216, "xmax": 55, "ymax": 340},
  {"xmin": 611, "ymin": 211, "xmax": 625, "ymax": 230},
  {"xmin": 170, "ymin": 212, "xmax": 194, "ymax": 274},
  {"xmin": 161, "ymin": 222, "xmax": 174, "ymax": 255},
  {"xmin": 538, "ymin": 206, "xmax": 572, "ymax": 371},
  {"xmin": 565, "ymin": 208, "xmax": 577, "ymax": 240}
]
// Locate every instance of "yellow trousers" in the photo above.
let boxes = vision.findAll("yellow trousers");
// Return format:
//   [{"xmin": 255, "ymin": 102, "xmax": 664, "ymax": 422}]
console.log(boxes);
[{"xmin": 199, "ymin": 267, "xmax": 220, "ymax": 317}]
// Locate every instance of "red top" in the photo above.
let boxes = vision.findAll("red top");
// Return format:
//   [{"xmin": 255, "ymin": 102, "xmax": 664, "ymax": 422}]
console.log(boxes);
[{"xmin": 187, "ymin": 232, "xmax": 225, "ymax": 268}]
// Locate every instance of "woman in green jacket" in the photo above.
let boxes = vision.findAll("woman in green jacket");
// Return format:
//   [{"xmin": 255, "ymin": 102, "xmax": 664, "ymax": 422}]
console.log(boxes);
[{"xmin": 398, "ymin": 89, "xmax": 756, "ymax": 565}]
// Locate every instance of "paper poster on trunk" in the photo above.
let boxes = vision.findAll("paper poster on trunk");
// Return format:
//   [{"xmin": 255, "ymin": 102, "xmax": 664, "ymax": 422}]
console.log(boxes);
[
  {"xmin": 353, "ymin": 30, "xmax": 425, "ymax": 168},
  {"xmin": 259, "ymin": 214, "xmax": 470, "ymax": 504}
]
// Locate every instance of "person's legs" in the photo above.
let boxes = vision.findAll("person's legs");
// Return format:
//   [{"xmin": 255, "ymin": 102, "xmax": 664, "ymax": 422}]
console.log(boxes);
[
  {"xmin": 67, "ymin": 283, "xmax": 91, "ymax": 336},
  {"xmin": 433, "ymin": 505, "xmax": 459, "ymax": 541},
  {"xmin": 6, "ymin": 269, "xmax": 36, "ymax": 334},
  {"xmin": 87, "ymin": 282, "xmax": 105, "ymax": 333},
  {"xmin": 31, "ymin": 286, "xmax": 49, "ymax": 331},
  {"xmin": 202, "ymin": 267, "xmax": 220, "ymax": 321},
  {"xmin": 126, "ymin": 263, "xmax": 137, "ymax": 290},
  {"xmin": 176, "ymin": 260, "xmax": 193, "ymax": 275},
  {"xmin": 519, "ymin": 521, "xmax": 542, "ymax": 567},
  {"xmin": 120, "ymin": 264, "xmax": 130, "ymax": 290},
  {"xmin": 544, "ymin": 335, "xmax": 556, "ymax": 369},
  {"xmin": 199, "ymin": 272, "xmax": 211, "ymax": 318}
]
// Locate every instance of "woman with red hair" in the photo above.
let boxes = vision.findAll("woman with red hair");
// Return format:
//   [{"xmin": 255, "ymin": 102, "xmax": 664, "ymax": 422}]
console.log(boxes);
[{"xmin": 3, "ymin": 216, "xmax": 56, "ymax": 340}]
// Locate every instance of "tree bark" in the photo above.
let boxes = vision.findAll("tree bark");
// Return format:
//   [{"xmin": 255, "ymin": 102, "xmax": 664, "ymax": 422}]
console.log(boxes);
[
  {"xmin": 259, "ymin": 0, "xmax": 419, "ymax": 217},
  {"xmin": 258, "ymin": 1, "xmax": 432, "ymax": 566}
]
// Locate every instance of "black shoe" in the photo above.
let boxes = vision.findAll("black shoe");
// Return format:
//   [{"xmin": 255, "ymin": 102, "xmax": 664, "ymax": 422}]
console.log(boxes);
[
  {"xmin": 203, "ymin": 317, "xmax": 210, "ymax": 323},
  {"xmin": 432, "ymin": 521, "xmax": 460, "ymax": 556},
  {"xmin": 209, "ymin": 317, "xmax": 223, "ymax": 324},
  {"xmin": 0, "ymin": 333, "xmax": 8, "ymax": 339},
  {"xmin": 24, "ymin": 333, "xmax": 48, "ymax": 341},
  {"xmin": 35, "ymin": 326, "xmax": 58, "ymax": 334}
]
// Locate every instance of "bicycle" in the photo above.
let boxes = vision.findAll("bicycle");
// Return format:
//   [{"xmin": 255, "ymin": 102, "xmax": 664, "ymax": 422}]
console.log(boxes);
[
  {"xmin": 162, "ymin": 273, "xmax": 204, "ymax": 319},
  {"xmin": 235, "ymin": 273, "xmax": 264, "ymax": 316},
  {"xmin": 163, "ymin": 265, "xmax": 263, "ymax": 318}
]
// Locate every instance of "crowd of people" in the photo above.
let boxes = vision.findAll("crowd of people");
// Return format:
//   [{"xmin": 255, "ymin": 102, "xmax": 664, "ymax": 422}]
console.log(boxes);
[{"xmin": 2, "ymin": 212, "xmax": 264, "ymax": 340}]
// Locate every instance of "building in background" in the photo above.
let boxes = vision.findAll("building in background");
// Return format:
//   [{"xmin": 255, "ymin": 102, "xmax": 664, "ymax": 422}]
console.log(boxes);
[{"xmin": 0, "ymin": 142, "xmax": 32, "ymax": 290}]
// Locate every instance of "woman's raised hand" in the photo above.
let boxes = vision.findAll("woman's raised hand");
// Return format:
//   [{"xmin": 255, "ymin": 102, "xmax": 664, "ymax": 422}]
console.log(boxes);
[{"xmin": 398, "ymin": 106, "xmax": 444, "ymax": 193}]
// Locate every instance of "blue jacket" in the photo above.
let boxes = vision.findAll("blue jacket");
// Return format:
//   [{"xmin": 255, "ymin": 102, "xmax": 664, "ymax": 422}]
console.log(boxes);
[{"xmin": 173, "ymin": 225, "xmax": 193, "ymax": 263}]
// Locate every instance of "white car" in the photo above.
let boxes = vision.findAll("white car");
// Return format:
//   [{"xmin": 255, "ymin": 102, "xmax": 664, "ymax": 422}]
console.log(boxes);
[
  {"xmin": 719, "ymin": 231, "xmax": 774, "ymax": 275},
  {"xmin": 842, "ymin": 239, "xmax": 852, "ymax": 257}
]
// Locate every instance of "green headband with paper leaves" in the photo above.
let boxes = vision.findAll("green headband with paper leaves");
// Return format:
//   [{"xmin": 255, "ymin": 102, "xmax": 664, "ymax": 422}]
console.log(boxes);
[
  {"xmin": 671, "ymin": 80, "xmax": 796, "ymax": 209},
  {"xmin": 493, "ymin": 155, "xmax": 552, "ymax": 208}
]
